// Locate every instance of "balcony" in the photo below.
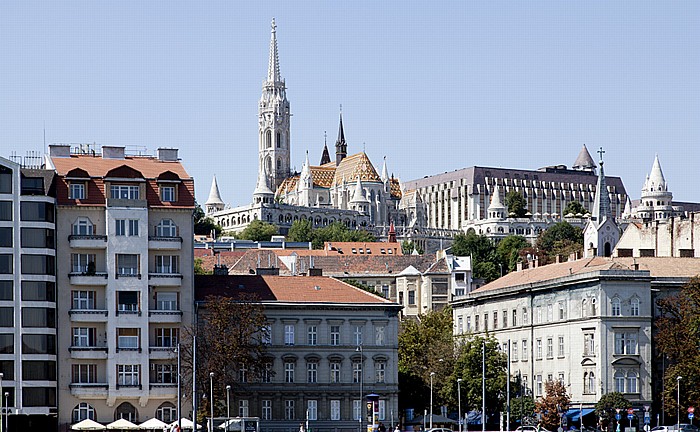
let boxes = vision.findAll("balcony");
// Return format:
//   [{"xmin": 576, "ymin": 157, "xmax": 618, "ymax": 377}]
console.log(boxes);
[
  {"xmin": 70, "ymin": 383, "xmax": 109, "ymax": 398},
  {"xmin": 148, "ymin": 273, "xmax": 182, "ymax": 287},
  {"xmin": 68, "ymin": 272, "xmax": 108, "ymax": 286},
  {"xmin": 149, "ymin": 310, "xmax": 183, "ymax": 324},
  {"xmin": 69, "ymin": 309, "xmax": 108, "ymax": 322},
  {"xmin": 149, "ymin": 236, "xmax": 183, "ymax": 251},
  {"xmin": 69, "ymin": 234, "xmax": 108, "ymax": 249},
  {"xmin": 149, "ymin": 347, "xmax": 176, "ymax": 360},
  {"xmin": 69, "ymin": 346, "xmax": 108, "ymax": 360},
  {"xmin": 148, "ymin": 383, "xmax": 177, "ymax": 398}
]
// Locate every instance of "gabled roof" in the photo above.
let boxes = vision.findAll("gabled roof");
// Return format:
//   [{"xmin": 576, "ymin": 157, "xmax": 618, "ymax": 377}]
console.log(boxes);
[{"xmin": 332, "ymin": 152, "xmax": 381, "ymax": 187}]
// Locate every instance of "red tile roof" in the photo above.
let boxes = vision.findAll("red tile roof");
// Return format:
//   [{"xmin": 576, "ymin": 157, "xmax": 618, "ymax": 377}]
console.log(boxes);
[{"xmin": 51, "ymin": 154, "xmax": 192, "ymax": 179}]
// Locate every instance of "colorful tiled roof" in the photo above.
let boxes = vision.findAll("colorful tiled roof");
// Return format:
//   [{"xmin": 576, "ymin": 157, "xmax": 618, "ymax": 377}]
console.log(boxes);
[
  {"xmin": 276, "ymin": 165, "xmax": 337, "ymax": 195},
  {"xmin": 195, "ymin": 275, "xmax": 395, "ymax": 304},
  {"xmin": 390, "ymin": 177, "xmax": 402, "ymax": 199},
  {"xmin": 332, "ymin": 152, "xmax": 382, "ymax": 187}
]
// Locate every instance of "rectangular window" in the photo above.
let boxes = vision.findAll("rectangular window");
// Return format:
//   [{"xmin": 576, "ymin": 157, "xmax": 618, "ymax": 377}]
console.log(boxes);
[
  {"xmin": 475, "ymin": 315, "xmax": 480, "ymax": 332},
  {"xmin": 155, "ymin": 328, "xmax": 178, "ymax": 347},
  {"xmin": 116, "ymin": 219, "xmax": 126, "ymax": 236},
  {"xmin": 523, "ymin": 307, "xmax": 528, "ymax": 324},
  {"xmin": 307, "ymin": 400, "xmax": 317, "ymax": 421},
  {"xmin": 160, "ymin": 186, "xmax": 176, "ymax": 202},
  {"xmin": 536, "ymin": 306, "xmax": 542, "ymax": 324},
  {"xmin": 117, "ymin": 364, "xmax": 140, "ymax": 386},
  {"xmin": 71, "ymin": 253, "xmax": 96, "ymax": 274},
  {"xmin": 353, "ymin": 400, "xmax": 362, "ymax": 421},
  {"xmin": 0, "ymin": 281, "xmax": 11, "ymax": 301},
  {"xmin": 153, "ymin": 363, "xmax": 177, "ymax": 384},
  {"xmin": 0, "ymin": 335, "xmax": 12, "ymax": 354},
  {"xmin": 375, "ymin": 326, "xmax": 385, "ymax": 346},
  {"xmin": 117, "ymin": 328, "xmax": 139, "ymax": 349},
  {"xmin": 546, "ymin": 338, "xmax": 553, "ymax": 358},
  {"xmin": 0, "ymin": 167, "xmax": 11, "ymax": 194},
  {"xmin": 584, "ymin": 332, "xmax": 595, "ymax": 356},
  {"xmin": 72, "ymin": 364, "xmax": 97, "ymax": 383},
  {"xmin": 512, "ymin": 309, "xmax": 517, "ymax": 326},
  {"xmin": 117, "ymin": 291, "xmax": 139, "ymax": 312},
  {"xmin": 1, "ymin": 308, "xmax": 14, "ymax": 327},
  {"xmin": 330, "ymin": 400, "xmax": 341, "ymax": 421},
  {"xmin": 129, "ymin": 219, "xmax": 139, "ymax": 236},
  {"xmin": 307, "ymin": 325, "xmax": 317, "ymax": 345},
  {"xmin": 558, "ymin": 336, "xmax": 565, "ymax": 357},
  {"xmin": 536, "ymin": 375, "xmax": 543, "ymax": 396},
  {"xmin": 493, "ymin": 311, "xmax": 498, "ymax": 329},
  {"xmin": 457, "ymin": 316, "xmax": 463, "ymax": 334},
  {"xmin": 285, "ymin": 400, "xmax": 295, "ymax": 420},
  {"xmin": 408, "ymin": 290, "xmax": 415, "ymax": 305},
  {"xmin": 284, "ymin": 324, "xmax": 295, "ymax": 345},
  {"xmin": 547, "ymin": 304, "xmax": 553, "ymax": 322},
  {"xmin": 156, "ymin": 292, "xmax": 177, "ymax": 311},
  {"xmin": 110, "ymin": 185, "xmax": 139, "ymax": 200},
  {"xmin": 0, "ymin": 227, "xmax": 11, "ymax": 248},
  {"xmin": 353, "ymin": 362, "xmax": 362, "ymax": 383},
  {"xmin": 307, "ymin": 362, "xmax": 317, "ymax": 383},
  {"xmin": 262, "ymin": 362, "xmax": 272, "ymax": 383},
  {"xmin": 512, "ymin": 342, "xmax": 518, "ymax": 361},
  {"xmin": 23, "ymin": 387, "xmax": 56, "ymax": 407},
  {"xmin": 466, "ymin": 316, "xmax": 471, "ymax": 332},
  {"xmin": 155, "ymin": 255, "xmax": 179, "ymax": 274},
  {"xmin": 69, "ymin": 182, "xmax": 86, "ymax": 200},
  {"xmin": 536, "ymin": 339, "xmax": 542, "ymax": 359},
  {"xmin": 284, "ymin": 362, "xmax": 294, "ymax": 383},
  {"xmin": 375, "ymin": 362, "xmax": 386, "ymax": 383},
  {"xmin": 502, "ymin": 310, "xmax": 508, "ymax": 327},
  {"xmin": 22, "ymin": 334, "xmax": 54, "ymax": 354},
  {"xmin": 631, "ymin": 299, "xmax": 640, "ymax": 316},
  {"xmin": 379, "ymin": 400, "xmax": 386, "ymax": 421},
  {"xmin": 21, "ymin": 254, "xmax": 55, "ymax": 275},
  {"xmin": 20, "ymin": 202, "xmax": 54, "ymax": 222},
  {"xmin": 22, "ymin": 307, "xmax": 55, "ymax": 328},
  {"xmin": 117, "ymin": 254, "xmax": 139, "ymax": 275},
  {"xmin": 239, "ymin": 400, "xmax": 249, "ymax": 417},
  {"xmin": 354, "ymin": 325, "xmax": 363, "ymax": 346},
  {"xmin": 559, "ymin": 302, "xmax": 566, "ymax": 320},
  {"xmin": 521, "ymin": 339, "xmax": 528, "ymax": 361},
  {"xmin": 484, "ymin": 313, "xmax": 488, "ymax": 331},
  {"xmin": 330, "ymin": 362, "xmax": 341, "ymax": 383},
  {"xmin": 614, "ymin": 332, "xmax": 638, "ymax": 355},
  {"xmin": 0, "ymin": 202, "xmax": 11, "ymax": 221},
  {"xmin": 262, "ymin": 400, "xmax": 272, "ymax": 421},
  {"xmin": 330, "ymin": 325, "xmax": 340, "ymax": 346},
  {"xmin": 558, "ymin": 373, "xmax": 565, "ymax": 385},
  {"xmin": 22, "ymin": 281, "xmax": 55, "ymax": 302}
]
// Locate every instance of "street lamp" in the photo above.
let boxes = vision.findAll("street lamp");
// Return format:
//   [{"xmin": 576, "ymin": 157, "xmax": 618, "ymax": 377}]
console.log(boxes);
[
  {"xmin": 210, "ymin": 372, "xmax": 215, "ymax": 432},
  {"xmin": 430, "ymin": 372, "xmax": 436, "ymax": 429},
  {"xmin": 0, "ymin": 372, "xmax": 4, "ymax": 432},
  {"xmin": 677, "ymin": 376, "xmax": 682, "ymax": 431},
  {"xmin": 176, "ymin": 343, "xmax": 182, "ymax": 432},
  {"xmin": 457, "ymin": 378, "xmax": 463, "ymax": 432},
  {"xmin": 226, "ymin": 385, "xmax": 231, "ymax": 428},
  {"xmin": 2, "ymin": 392, "xmax": 7, "ymax": 432},
  {"xmin": 357, "ymin": 344, "xmax": 364, "ymax": 432},
  {"xmin": 482, "ymin": 340, "xmax": 486, "ymax": 432}
]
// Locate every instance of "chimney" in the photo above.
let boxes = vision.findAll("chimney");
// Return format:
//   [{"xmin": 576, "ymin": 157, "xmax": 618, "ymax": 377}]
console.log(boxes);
[
  {"xmin": 555, "ymin": 255, "xmax": 561, "ymax": 264},
  {"xmin": 213, "ymin": 264, "xmax": 229, "ymax": 276},
  {"xmin": 49, "ymin": 144, "xmax": 70, "ymax": 158},
  {"xmin": 255, "ymin": 267, "xmax": 280, "ymax": 276},
  {"xmin": 516, "ymin": 262, "xmax": 523, "ymax": 272},
  {"xmin": 533, "ymin": 256, "xmax": 539, "ymax": 268},
  {"xmin": 157, "ymin": 148, "xmax": 179, "ymax": 162},
  {"xmin": 308, "ymin": 268, "xmax": 323, "ymax": 277},
  {"xmin": 102, "ymin": 146, "xmax": 125, "ymax": 159}
]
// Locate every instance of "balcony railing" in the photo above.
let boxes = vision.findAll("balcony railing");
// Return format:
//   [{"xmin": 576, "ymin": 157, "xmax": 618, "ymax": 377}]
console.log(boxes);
[
  {"xmin": 148, "ymin": 236, "xmax": 183, "ymax": 242},
  {"xmin": 68, "ymin": 234, "xmax": 107, "ymax": 241},
  {"xmin": 69, "ymin": 346, "xmax": 108, "ymax": 352},
  {"xmin": 69, "ymin": 309, "xmax": 108, "ymax": 316}
]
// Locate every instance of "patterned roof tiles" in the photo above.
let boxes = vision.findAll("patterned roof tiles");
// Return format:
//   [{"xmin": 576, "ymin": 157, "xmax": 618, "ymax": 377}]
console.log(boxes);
[{"xmin": 332, "ymin": 152, "xmax": 382, "ymax": 187}]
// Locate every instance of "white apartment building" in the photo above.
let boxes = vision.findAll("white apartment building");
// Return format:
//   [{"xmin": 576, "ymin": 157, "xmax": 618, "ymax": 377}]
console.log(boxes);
[{"xmin": 46, "ymin": 145, "xmax": 194, "ymax": 429}]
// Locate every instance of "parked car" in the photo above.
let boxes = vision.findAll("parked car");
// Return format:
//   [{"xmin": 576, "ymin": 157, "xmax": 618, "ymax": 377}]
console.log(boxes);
[
  {"xmin": 426, "ymin": 428, "xmax": 453, "ymax": 432},
  {"xmin": 678, "ymin": 424, "xmax": 698, "ymax": 432},
  {"xmin": 515, "ymin": 427, "xmax": 551, "ymax": 432},
  {"xmin": 651, "ymin": 426, "xmax": 677, "ymax": 432}
]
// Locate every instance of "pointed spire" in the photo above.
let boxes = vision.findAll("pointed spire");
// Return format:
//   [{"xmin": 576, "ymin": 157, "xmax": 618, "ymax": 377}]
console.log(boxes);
[
  {"xmin": 647, "ymin": 154, "xmax": 667, "ymax": 192},
  {"xmin": 572, "ymin": 144, "xmax": 596, "ymax": 171},
  {"xmin": 254, "ymin": 162, "xmax": 274, "ymax": 198},
  {"xmin": 205, "ymin": 175, "xmax": 224, "ymax": 206},
  {"xmin": 622, "ymin": 196, "xmax": 632, "ymax": 218},
  {"xmin": 335, "ymin": 108, "xmax": 347, "ymax": 165},
  {"xmin": 350, "ymin": 176, "xmax": 369, "ymax": 203},
  {"xmin": 381, "ymin": 156, "xmax": 389, "ymax": 182},
  {"xmin": 488, "ymin": 184, "xmax": 505, "ymax": 210},
  {"xmin": 591, "ymin": 147, "xmax": 613, "ymax": 223},
  {"xmin": 298, "ymin": 151, "xmax": 311, "ymax": 191},
  {"xmin": 267, "ymin": 18, "xmax": 281, "ymax": 82},
  {"xmin": 388, "ymin": 221, "xmax": 397, "ymax": 243},
  {"xmin": 320, "ymin": 131, "xmax": 331, "ymax": 165}
]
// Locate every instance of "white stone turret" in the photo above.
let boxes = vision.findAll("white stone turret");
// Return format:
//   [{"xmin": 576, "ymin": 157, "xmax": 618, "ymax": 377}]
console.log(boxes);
[
  {"xmin": 487, "ymin": 184, "xmax": 507, "ymax": 219},
  {"xmin": 205, "ymin": 175, "xmax": 225, "ymax": 214},
  {"xmin": 635, "ymin": 155, "xmax": 673, "ymax": 221},
  {"xmin": 253, "ymin": 163, "xmax": 275, "ymax": 205},
  {"xmin": 350, "ymin": 176, "xmax": 369, "ymax": 214},
  {"xmin": 297, "ymin": 151, "xmax": 313, "ymax": 206}
]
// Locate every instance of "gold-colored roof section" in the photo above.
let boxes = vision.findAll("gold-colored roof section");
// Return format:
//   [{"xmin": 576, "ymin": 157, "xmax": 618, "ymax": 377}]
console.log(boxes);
[
  {"xmin": 310, "ymin": 166, "xmax": 335, "ymax": 188},
  {"xmin": 332, "ymin": 152, "xmax": 381, "ymax": 187},
  {"xmin": 390, "ymin": 177, "xmax": 402, "ymax": 199}
]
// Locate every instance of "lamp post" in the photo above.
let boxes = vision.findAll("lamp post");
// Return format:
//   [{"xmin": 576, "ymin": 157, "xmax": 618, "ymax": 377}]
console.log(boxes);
[
  {"xmin": 357, "ymin": 344, "xmax": 363, "ymax": 432},
  {"xmin": 677, "ymin": 376, "xmax": 682, "ymax": 431},
  {"xmin": 226, "ymin": 385, "xmax": 231, "ymax": 429},
  {"xmin": 457, "ymin": 378, "xmax": 463, "ymax": 432},
  {"xmin": 2, "ymin": 392, "xmax": 7, "ymax": 432},
  {"xmin": 482, "ymin": 340, "xmax": 486, "ymax": 432},
  {"xmin": 0, "ymin": 372, "xmax": 4, "ymax": 432},
  {"xmin": 430, "ymin": 372, "xmax": 435, "ymax": 429},
  {"xmin": 210, "ymin": 372, "xmax": 215, "ymax": 432},
  {"xmin": 176, "ymin": 343, "xmax": 182, "ymax": 432}
]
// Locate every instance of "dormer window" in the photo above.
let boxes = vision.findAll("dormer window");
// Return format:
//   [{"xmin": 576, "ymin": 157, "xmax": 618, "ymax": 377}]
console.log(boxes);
[
  {"xmin": 160, "ymin": 186, "xmax": 175, "ymax": 202},
  {"xmin": 110, "ymin": 185, "xmax": 139, "ymax": 200},
  {"xmin": 69, "ymin": 182, "xmax": 86, "ymax": 200}
]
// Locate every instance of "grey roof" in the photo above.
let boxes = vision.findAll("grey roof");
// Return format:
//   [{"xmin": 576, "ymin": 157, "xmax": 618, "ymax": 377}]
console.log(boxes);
[
  {"xmin": 21, "ymin": 168, "xmax": 56, "ymax": 196},
  {"xmin": 572, "ymin": 144, "xmax": 596, "ymax": 169}
]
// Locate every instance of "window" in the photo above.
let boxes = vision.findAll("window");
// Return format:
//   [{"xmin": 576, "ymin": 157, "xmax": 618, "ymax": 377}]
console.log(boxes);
[
  {"xmin": 262, "ymin": 362, "xmax": 272, "ymax": 383},
  {"xmin": 155, "ymin": 292, "xmax": 177, "ymax": 311},
  {"xmin": 20, "ymin": 202, "xmax": 54, "ymax": 222},
  {"xmin": 536, "ymin": 339, "xmax": 542, "ymax": 359},
  {"xmin": 116, "ymin": 219, "xmax": 126, "ymax": 236},
  {"xmin": 353, "ymin": 400, "xmax": 362, "ymax": 421},
  {"xmin": 284, "ymin": 362, "xmax": 294, "ymax": 383},
  {"xmin": 475, "ymin": 315, "xmax": 480, "ymax": 332},
  {"xmin": 285, "ymin": 400, "xmax": 295, "ymax": 420},
  {"xmin": 117, "ymin": 364, "xmax": 140, "ymax": 386},
  {"xmin": 307, "ymin": 400, "xmax": 317, "ymax": 421},
  {"xmin": 522, "ymin": 339, "xmax": 528, "ymax": 360},
  {"xmin": 381, "ymin": 284, "xmax": 390, "ymax": 298},
  {"xmin": 0, "ymin": 202, "xmax": 10, "ymax": 221},
  {"xmin": 116, "ymin": 219, "xmax": 139, "ymax": 236},
  {"xmin": 330, "ymin": 362, "xmax": 341, "ymax": 383},
  {"xmin": 22, "ymin": 334, "xmax": 55, "ymax": 354},
  {"xmin": 21, "ymin": 228, "xmax": 55, "ymax": 249},
  {"xmin": 584, "ymin": 332, "xmax": 595, "ymax": 356},
  {"xmin": 156, "ymin": 219, "xmax": 177, "ymax": 237},
  {"xmin": 330, "ymin": 400, "xmax": 341, "ymax": 421},
  {"xmin": 72, "ymin": 364, "xmax": 97, "ymax": 384},
  {"xmin": 71, "ymin": 254, "xmax": 96, "ymax": 274},
  {"xmin": 558, "ymin": 373, "xmax": 565, "ymax": 385},
  {"xmin": 115, "ymin": 402, "xmax": 139, "ymax": 422},
  {"xmin": 558, "ymin": 302, "xmax": 566, "ymax": 320},
  {"xmin": 0, "ymin": 227, "xmax": 11, "ymax": 247},
  {"xmin": 503, "ymin": 310, "xmax": 508, "ymax": 327},
  {"xmin": 0, "ymin": 334, "xmax": 13, "ymax": 354},
  {"xmin": 0, "ymin": 166, "xmax": 11, "ymax": 194},
  {"xmin": 69, "ymin": 183, "xmax": 86, "ymax": 199},
  {"xmin": 156, "ymin": 402, "xmax": 177, "ymax": 423},
  {"xmin": 627, "ymin": 371, "xmax": 638, "ymax": 393},
  {"xmin": 614, "ymin": 371, "xmax": 625, "ymax": 393},
  {"xmin": 353, "ymin": 361, "xmax": 362, "ymax": 383},
  {"xmin": 307, "ymin": 325, "xmax": 317, "ymax": 345},
  {"xmin": 73, "ymin": 403, "xmax": 96, "ymax": 422},
  {"xmin": 21, "ymin": 254, "xmax": 55, "ymax": 275},
  {"xmin": 614, "ymin": 332, "xmax": 638, "ymax": 355},
  {"xmin": 612, "ymin": 298, "xmax": 621, "ymax": 316},
  {"xmin": 22, "ymin": 281, "xmax": 55, "ymax": 302},
  {"xmin": 536, "ymin": 306, "xmax": 542, "ymax": 324},
  {"xmin": 558, "ymin": 336, "xmax": 565, "ymax": 357},
  {"xmin": 375, "ymin": 362, "xmax": 386, "ymax": 383},
  {"xmin": 239, "ymin": 365, "xmax": 248, "ymax": 383},
  {"xmin": 330, "ymin": 325, "xmax": 340, "ymax": 346},
  {"xmin": 72, "ymin": 327, "xmax": 96, "ymax": 347},
  {"xmin": 117, "ymin": 291, "xmax": 139, "ymax": 312},
  {"xmin": 631, "ymin": 298, "xmax": 640, "ymax": 316},
  {"xmin": 466, "ymin": 316, "xmax": 471, "ymax": 331},
  {"xmin": 307, "ymin": 362, "xmax": 318, "ymax": 383},
  {"xmin": 117, "ymin": 328, "xmax": 139, "ymax": 349},
  {"xmin": 512, "ymin": 342, "xmax": 518, "ymax": 361},
  {"xmin": 117, "ymin": 254, "xmax": 139, "ymax": 275},
  {"xmin": 536, "ymin": 375, "xmax": 543, "ymax": 396},
  {"xmin": 153, "ymin": 364, "xmax": 177, "ymax": 384},
  {"xmin": 155, "ymin": 255, "xmax": 179, "ymax": 274},
  {"xmin": 110, "ymin": 185, "xmax": 139, "ymax": 200},
  {"xmin": 261, "ymin": 325, "xmax": 272, "ymax": 345},
  {"xmin": 546, "ymin": 338, "xmax": 553, "ymax": 358},
  {"xmin": 354, "ymin": 325, "xmax": 363, "ymax": 345},
  {"xmin": 483, "ymin": 313, "xmax": 488, "ymax": 331},
  {"xmin": 493, "ymin": 311, "xmax": 498, "ymax": 329},
  {"xmin": 22, "ymin": 360, "xmax": 56, "ymax": 381},
  {"xmin": 284, "ymin": 325, "xmax": 295, "ymax": 345},
  {"xmin": 457, "ymin": 317, "xmax": 463, "ymax": 334},
  {"xmin": 523, "ymin": 307, "xmax": 528, "ymax": 324},
  {"xmin": 547, "ymin": 304, "xmax": 553, "ymax": 322},
  {"xmin": 512, "ymin": 309, "xmax": 517, "ymax": 327},
  {"xmin": 378, "ymin": 400, "xmax": 386, "ymax": 421},
  {"xmin": 22, "ymin": 307, "xmax": 55, "ymax": 328},
  {"xmin": 375, "ymin": 326, "xmax": 385, "ymax": 346},
  {"xmin": 160, "ymin": 186, "xmax": 175, "ymax": 202},
  {"xmin": 408, "ymin": 290, "xmax": 415, "ymax": 305},
  {"xmin": 0, "ymin": 281, "xmax": 11, "ymax": 301},
  {"xmin": 129, "ymin": 219, "xmax": 139, "ymax": 236},
  {"xmin": 0, "ymin": 307, "xmax": 12, "ymax": 327},
  {"xmin": 72, "ymin": 218, "xmax": 94, "ymax": 235},
  {"xmin": 239, "ymin": 400, "xmax": 249, "ymax": 417},
  {"xmin": 262, "ymin": 400, "xmax": 272, "ymax": 421},
  {"xmin": 155, "ymin": 328, "xmax": 178, "ymax": 347}
]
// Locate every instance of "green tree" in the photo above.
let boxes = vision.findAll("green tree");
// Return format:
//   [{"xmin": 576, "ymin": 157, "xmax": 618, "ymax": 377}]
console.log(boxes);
[
  {"xmin": 511, "ymin": 396, "xmax": 536, "ymax": 425},
  {"xmin": 535, "ymin": 221, "xmax": 583, "ymax": 262},
  {"xmin": 656, "ymin": 277, "xmax": 700, "ymax": 416},
  {"xmin": 287, "ymin": 219, "xmax": 313, "ymax": 242},
  {"xmin": 194, "ymin": 202, "xmax": 222, "ymax": 236},
  {"xmin": 496, "ymin": 235, "xmax": 529, "ymax": 272},
  {"xmin": 310, "ymin": 221, "xmax": 376, "ymax": 249},
  {"xmin": 505, "ymin": 190, "xmax": 528, "ymax": 218},
  {"xmin": 595, "ymin": 392, "xmax": 631, "ymax": 430},
  {"xmin": 238, "ymin": 220, "xmax": 278, "ymax": 241},
  {"xmin": 398, "ymin": 308, "xmax": 455, "ymax": 412},
  {"xmin": 535, "ymin": 380, "xmax": 570, "ymax": 431},
  {"xmin": 401, "ymin": 240, "xmax": 424, "ymax": 255},
  {"xmin": 452, "ymin": 232, "xmax": 499, "ymax": 282},
  {"xmin": 194, "ymin": 257, "xmax": 211, "ymax": 275},
  {"xmin": 451, "ymin": 336, "xmax": 507, "ymax": 422},
  {"xmin": 564, "ymin": 201, "xmax": 587, "ymax": 216}
]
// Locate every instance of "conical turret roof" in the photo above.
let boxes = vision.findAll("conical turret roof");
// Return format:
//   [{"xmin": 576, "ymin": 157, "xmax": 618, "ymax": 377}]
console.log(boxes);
[
  {"xmin": 647, "ymin": 154, "xmax": 667, "ymax": 192},
  {"xmin": 573, "ymin": 144, "xmax": 596, "ymax": 170},
  {"xmin": 205, "ymin": 175, "xmax": 224, "ymax": 205},
  {"xmin": 254, "ymin": 164, "xmax": 274, "ymax": 197},
  {"xmin": 267, "ymin": 18, "xmax": 281, "ymax": 82},
  {"xmin": 350, "ymin": 176, "xmax": 369, "ymax": 203},
  {"xmin": 381, "ymin": 156, "xmax": 389, "ymax": 182},
  {"xmin": 488, "ymin": 184, "xmax": 506, "ymax": 211}
]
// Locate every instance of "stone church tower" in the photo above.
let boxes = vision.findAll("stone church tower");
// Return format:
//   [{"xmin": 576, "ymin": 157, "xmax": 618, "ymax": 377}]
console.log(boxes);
[
  {"xmin": 584, "ymin": 148, "xmax": 620, "ymax": 257},
  {"xmin": 259, "ymin": 18, "xmax": 291, "ymax": 192}
]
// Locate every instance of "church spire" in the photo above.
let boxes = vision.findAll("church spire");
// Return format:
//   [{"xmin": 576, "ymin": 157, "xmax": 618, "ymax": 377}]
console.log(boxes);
[
  {"xmin": 267, "ymin": 18, "xmax": 281, "ymax": 82},
  {"xmin": 591, "ymin": 147, "xmax": 612, "ymax": 223},
  {"xmin": 320, "ymin": 131, "xmax": 331, "ymax": 165},
  {"xmin": 335, "ymin": 108, "xmax": 347, "ymax": 166},
  {"xmin": 204, "ymin": 175, "xmax": 225, "ymax": 214}
]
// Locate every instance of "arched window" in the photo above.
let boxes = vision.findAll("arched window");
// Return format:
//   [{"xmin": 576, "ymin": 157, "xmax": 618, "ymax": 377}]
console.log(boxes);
[
  {"xmin": 156, "ymin": 402, "xmax": 177, "ymax": 423},
  {"xmin": 276, "ymin": 132, "xmax": 281, "ymax": 148},
  {"xmin": 115, "ymin": 402, "xmax": 138, "ymax": 422},
  {"xmin": 582, "ymin": 299, "xmax": 588, "ymax": 318},
  {"xmin": 156, "ymin": 219, "xmax": 177, "ymax": 237},
  {"xmin": 266, "ymin": 157, "xmax": 272, "ymax": 175},
  {"xmin": 277, "ymin": 158, "xmax": 281, "ymax": 171},
  {"xmin": 631, "ymin": 298, "xmax": 640, "ymax": 316},
  {"xmin": 591, "ymin": 298, "xmax": 597, "ymax": 315},
  {"xmin": 614, "ymin": 370, "xmax": 626, "ymax": 393},
  {"xmin": 266, "ymin": 131, "xmax": 272, "ymax": 148},
  {"xmin": 583, "ymin": 372, "xmax": 588, "ymax": 393},
  {"xmin": 72, "ymin": 403, "xmax": 96, "ymax": 423},
  {"xmin": 72, "ymin": 217, "xmax": 94, "ymax": 236},
  {"xmin": 627, "ymin": 371, "xmax": 638, "ymax": 393},
  {"xmin": 612, "ymin": 297, "xmax": 621, "ymax": 316},
  {"xmin": 587, "ymin": 372, "xmax": 596, "ymax": 394}
]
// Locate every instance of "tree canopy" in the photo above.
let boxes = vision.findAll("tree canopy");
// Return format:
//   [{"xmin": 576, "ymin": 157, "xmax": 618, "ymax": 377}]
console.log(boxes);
[
  {"xmin": 595, "ymin": 392, "xmax": 632, "ymax": 429},
  {"xmin": 237, "ymin": 219, "xmax": 279, "ymax": 241},
  {"xmin": 505, "ymin": 190, "xmax": 528, "ymax": 218},
  {"xmin": 535, "ymin": 221, "xmax": 583, "ymax": 262},
  {"xmin": 535, "ymin": 380, "xmax": 570, "ymax": 430},
  {"xmin": 564, "ymin": 201, "xmax": 587, "ymax": 216},
  {"xmin": 194, "ymin": 202, "xmax": 222, "ymax": 236},
  {"xmin": 452, "ymin": 233, "xmax": 530, "ymax": 281},
  {"xmin": 496, "ymin": 235, "xmax": 529, "ymax": 272},
  {"xmin": 287, "ymin": 220, "xmax": 376, "ymax": 249}
]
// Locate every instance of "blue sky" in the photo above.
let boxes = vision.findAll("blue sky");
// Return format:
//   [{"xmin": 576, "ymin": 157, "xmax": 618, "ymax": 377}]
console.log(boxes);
[{"xmin": 1, "ymin": 1, "xmax": 699, "ymax": 206}]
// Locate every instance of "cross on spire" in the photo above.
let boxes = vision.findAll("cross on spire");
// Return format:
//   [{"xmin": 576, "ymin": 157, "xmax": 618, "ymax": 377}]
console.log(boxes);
[{"xmin": 597, "ymin": 147, "xmax": 605, "ymax": 162}]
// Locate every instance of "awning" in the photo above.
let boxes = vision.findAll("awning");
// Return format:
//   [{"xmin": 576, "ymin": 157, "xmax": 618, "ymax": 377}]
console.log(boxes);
[{"xmin": 566, "ymin": 408, "xmax": 595, "ymax": 422}]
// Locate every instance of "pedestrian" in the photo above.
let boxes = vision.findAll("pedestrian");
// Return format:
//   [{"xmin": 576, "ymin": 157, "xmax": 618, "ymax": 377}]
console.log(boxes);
[
  {"xmin": 395, "ymin": 425, "xmax": 401, "ymax": 432},
  {"xmin": 300, "ymin": 423, "xmax": 306, "ymax": 432},
  {"xmin": 379, "ymin": 423, "xmax": 386, "ymax": 432}
]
